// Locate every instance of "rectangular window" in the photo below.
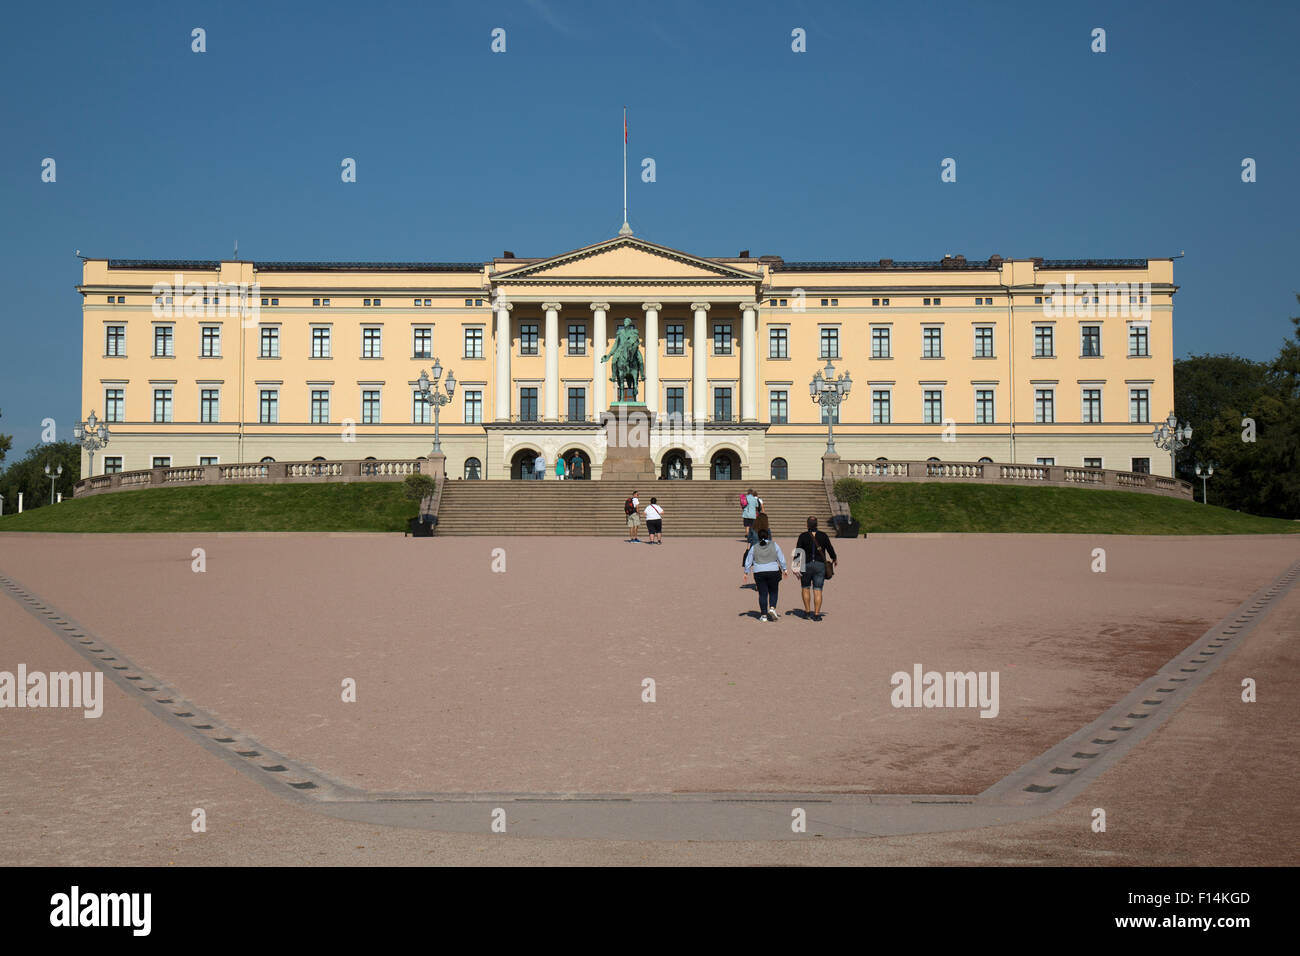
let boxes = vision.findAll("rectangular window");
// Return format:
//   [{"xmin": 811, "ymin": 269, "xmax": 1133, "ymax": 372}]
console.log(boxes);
[
  {"xmin": 464, "ymin": 327, "xmax": 483, "ymax": 358},
  {"xmin": 199, "ymin": 456, "xmax": 219, "ymax": 466},
  {"xmin": 872, "ymin": 390, "xmax": 891, "ymax": 424},
  {"xmin": 769, "ymin": 390, "xmax": 788, "ymax": 424},
  {"xmin": 200, "ymin": 388, "xmax": 219, "ymax": 423},
  {"xmin": 106, "ymin": 325, "xmax": 126, "ymax": 356},
  {"xmin": 154, "ymin": 326, "xmax": 174, "ymax": 357},
  {"xmin": 259, "ymin": 389, "xmax": 278, "ymax": 423},
  {"xmin": 1081, "ymin": 325, "xmax": 1101, "ymax": 357},
  {"xmin": 769, "ymin": 328, "xmax": 788, "ymax": 358},
  {"xmin": 974, "ymin": 326, "xmax": 994, "ymax": 358},
  {"xmin": 1034, "ymin": 325, "xmax": 1054, "ymax": 357},
  {"xmin": 1036, "ymin": 457, "xmax": 1056, "ymax": 466},
  {"xmin": 520, "ymin": 323, "xmax": 539, "ymax": 356},
  {"xmin": 311, "ymin": 327, "xmax": 331, "ymax": 358},
  {"xmin": 153, "ymin": 389, "xmax": 172, "ymax": 423},
  {"xmin": 567, "ymin": 387, "xmax": 586, "ymax": 422},
  {"xmin": 311, "ymin": 390, "xmax": 330, "ymax": 424},
  {"xmin": 1131, "ymin": 457, "xmax": 1151, "ymax": 474},
  {"xmin": 1129, "ymin": 388, "xmax": 1150, "ymax": 423},
  {"xmin": 975, "ymin": 389, "xmax": 994, "ymax": 424},
  {"xmin": 922, "ymin": 327, "xmax": 943, "ymax": 358},
  {"xmin": 820, "ymin": 327, "xmax": 840, "ymax": 359},
  {"xmin": 666, "ymin": 387, "xmax": 685, "ymax": 421},
  {"xmin": 820, "ymin": 403, "xmax": 840, "ymax": 425},
  {"xmin": 1129, "ymin": 325, "xmax": 1150, "ymax": 356},
  {"xmin": 519, "ymin": 387, "xmax": 538, "ymax": 422},
  {"xmin": 152, "ymin": 457, "xmax": 172, "ymax": 469},
  {"xmin": 464, "ymin": 389, "xmax": 483, "ymax": 424},
  {"xmin": 259, "ymin": 327, "xmax": 280, "ymax": 357},
  {"xmin": 413, "ymin": 391, "xmax": 431, "ymax": 425},
  {"xmin": 714, "ymin": 387, "xmax": 733, "ymax": 422},
  {"xmin": 104, "ymin": 389, "xmax": 125, "ymax": 423},
  {"xmin": 362, "ymin": 390, "xmax": 381, "ymax": 424},
  {"xmin": 1084, "ymin": 457, "xmax": 1103, "ymax": 469},
  {"xmin": 1035, "ymin": 388, "xmax": 1055, "ymax": 423},
  {"xmin": 713, "ymin": 323, "xmax": 732, "ymax": 355},
  {"xmin": 666, "ymin": 324, "xmax": 684, "ymax": 355},
  {"xmin": 103, "ymin": 456, "xmax": 123, "ymax": 474},
  {"xmin": 200, "ymin": 326, "xmax": 221, "ymax": 357},
  {"xmin": 568, "ymin": 324, "xmax": 586, "ymax": 355},
  {"xmin": 1082, "ymin": 388, "xmax": 1102, "ymax": 423},
  {"xmin": 923, "ymin": 389, "xmax": 943, "ymax": 424},
  {"xmin": 871, "ymin": 327, "xmax": 891, "ymax": 358},
  {"xmin": 362, "ymin": 327, "xmax": 382, "ymax": 358},
  {"xmin": 413, "ymin": 327, "xmax": 432, "ymax": 358}
]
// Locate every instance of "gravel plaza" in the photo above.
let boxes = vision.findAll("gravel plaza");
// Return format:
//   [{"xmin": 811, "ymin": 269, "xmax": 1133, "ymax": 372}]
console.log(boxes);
[{"xmin": 1, "ymin": 531, "xmax": 1296, "ymax": 864}]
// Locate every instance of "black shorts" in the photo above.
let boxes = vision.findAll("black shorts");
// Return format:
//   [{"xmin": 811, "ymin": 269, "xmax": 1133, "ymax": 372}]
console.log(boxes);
[{"xmin": 647, "ymin": 519, "xmax": 662, "ymax": 534}]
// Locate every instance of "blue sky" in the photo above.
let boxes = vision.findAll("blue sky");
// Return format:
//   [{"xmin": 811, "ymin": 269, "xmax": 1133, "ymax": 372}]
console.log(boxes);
[{"xmin": 1, "ymin": 0, "xmax": 1296, "ymax": 454}]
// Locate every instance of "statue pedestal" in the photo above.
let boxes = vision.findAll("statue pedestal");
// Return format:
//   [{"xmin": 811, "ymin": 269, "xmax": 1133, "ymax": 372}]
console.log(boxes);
[{"xmin": 600, "ymin": 406, "xmax": 657, "ymax": 483}]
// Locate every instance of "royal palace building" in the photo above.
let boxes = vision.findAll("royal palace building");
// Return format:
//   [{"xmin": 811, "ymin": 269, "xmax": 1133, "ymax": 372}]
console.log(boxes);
[{"xmin": 77, "ymin": 234, "xmax": 1177, "ymax": 481}]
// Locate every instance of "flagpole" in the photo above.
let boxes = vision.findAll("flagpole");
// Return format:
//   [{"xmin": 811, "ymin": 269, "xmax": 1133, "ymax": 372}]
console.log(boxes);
[{"xmin": 620, "ymin": 106, "xmax": 631, "ymax": 236}]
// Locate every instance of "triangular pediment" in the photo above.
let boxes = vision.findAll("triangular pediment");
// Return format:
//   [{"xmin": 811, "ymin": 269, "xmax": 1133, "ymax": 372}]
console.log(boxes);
[{"xmin": 492, "ymin": 236, "xmax": 762, "ymax": 283}]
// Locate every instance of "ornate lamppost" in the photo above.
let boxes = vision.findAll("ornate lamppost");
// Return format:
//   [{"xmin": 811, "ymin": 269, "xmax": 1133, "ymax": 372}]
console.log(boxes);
[
  {"xmin": 73, "ymin": 410, "xmax": 111, "ymax": 478},
  {"xmin": 1194, "ymin": 462, "xmax": 1215, "ymax": 505},
  {"xmin": 810, "ymin": 360, "xmax": 852, "ymax": 456},
  {"xmin": 416, "ymin": 359, "xmax": 456, "ymax": 454},
  {"xmin": 1151, "ymin": 410, "xmax": 1191, "ymax": 479},
  {"xmin": 44, "ymin": 462, "xmax": 64, "ymax": 505}
]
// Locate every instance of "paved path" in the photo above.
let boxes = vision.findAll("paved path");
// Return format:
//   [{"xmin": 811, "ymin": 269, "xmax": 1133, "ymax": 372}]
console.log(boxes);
[{"xmin": 1, "ymin": 534, "xmax": 1296, "ymax": 862}]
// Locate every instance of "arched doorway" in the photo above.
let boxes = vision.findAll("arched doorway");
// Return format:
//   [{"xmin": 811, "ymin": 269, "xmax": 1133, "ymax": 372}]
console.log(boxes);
[
  {"xmin": 559, "ymin": 448, "xmax": 591, "ymax": 480},
  {"xmin": 510, "ymin": 448, "xmax": 541, "ymax": 480},
  {"xmin": 660, "ymin": 448, "xmax": 693, "ymax": 480},
  {"xmin": 710, "ymin": 449, "xmax": 741, "ymax": 480},
  {"xmin": 260, "ymin": 456, "xmax": 275, "ymax": 463},
  {"xmin": 464, "ymin": 457, "xmax": 482, "ymax": 479},
  {"xmin": 770, "ymin": 457, "xmax": 788, "ymax": 480}
]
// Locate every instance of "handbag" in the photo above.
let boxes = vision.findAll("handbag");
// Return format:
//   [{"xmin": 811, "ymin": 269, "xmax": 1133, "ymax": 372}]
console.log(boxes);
[{"xmin": 824, "ymin": 558, "xmax": 834, "ymax": 580}]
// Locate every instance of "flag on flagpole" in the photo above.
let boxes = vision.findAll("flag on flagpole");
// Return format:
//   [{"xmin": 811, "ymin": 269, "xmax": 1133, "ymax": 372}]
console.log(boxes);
[{"xmin": 624, "ymin": 109, "xmax": 628, "ymax": 144}]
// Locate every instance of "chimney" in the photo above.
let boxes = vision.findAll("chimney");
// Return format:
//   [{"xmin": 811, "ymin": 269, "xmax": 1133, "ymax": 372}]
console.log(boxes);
[
  {"xmin": 878, "ymin": 258, "xmax": 893, "ymax": 267},
  {"xmin": 503, "ymin": 251, "xmax": 515, "ymax": 259},
  {"xmin": 738, "ymin": 250, "xmax": 750, "ymax": 258}
]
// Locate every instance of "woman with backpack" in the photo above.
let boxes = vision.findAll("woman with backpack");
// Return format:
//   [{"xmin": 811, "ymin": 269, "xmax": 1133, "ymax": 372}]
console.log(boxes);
[
  {"xmin": 740, "ymin": 489, "xmax": 759, "ymax": 543},
  {"xmin": 743, "ymin": 527, "xmax": 789, "ymax": 623}
]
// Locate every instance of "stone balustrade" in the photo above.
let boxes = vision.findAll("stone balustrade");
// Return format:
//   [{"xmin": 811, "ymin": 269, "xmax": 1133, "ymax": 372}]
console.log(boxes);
[
  {"xmin": 831, "ymin": 457, "xmax": 1193, "ymax": 499},
  {"xmin": 73, "ymin": 457, "xmax": 443, "ymax": 498}
]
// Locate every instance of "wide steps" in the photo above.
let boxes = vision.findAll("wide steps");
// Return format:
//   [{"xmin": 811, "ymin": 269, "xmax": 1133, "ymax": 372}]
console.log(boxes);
[{"xmin": 435, "ymin": 481, "xmax": 831, "ymax": 536}]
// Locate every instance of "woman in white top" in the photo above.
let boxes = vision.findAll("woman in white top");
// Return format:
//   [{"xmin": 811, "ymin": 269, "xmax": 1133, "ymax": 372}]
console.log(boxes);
[{"xmin": 644, "ymin": 497, "xmax": 664, "ymax": 544}]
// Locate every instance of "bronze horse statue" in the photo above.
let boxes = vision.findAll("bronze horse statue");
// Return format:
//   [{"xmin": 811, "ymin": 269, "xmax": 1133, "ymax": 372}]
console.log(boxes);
[{"xmin": 601, "ymin": 317, "xmax": 645, "ymax": 402}]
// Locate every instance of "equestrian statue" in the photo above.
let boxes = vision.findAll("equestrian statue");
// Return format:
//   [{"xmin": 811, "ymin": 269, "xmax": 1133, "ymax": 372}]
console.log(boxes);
[{"xmin": 600, "ymin": 317, "xmax": 645, "ymax": 403}]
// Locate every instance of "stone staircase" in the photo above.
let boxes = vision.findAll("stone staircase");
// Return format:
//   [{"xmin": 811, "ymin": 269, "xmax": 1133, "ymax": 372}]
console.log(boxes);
[{"xmin": 435, "ymin": 480, "xmax": 835, "ymax": 537}]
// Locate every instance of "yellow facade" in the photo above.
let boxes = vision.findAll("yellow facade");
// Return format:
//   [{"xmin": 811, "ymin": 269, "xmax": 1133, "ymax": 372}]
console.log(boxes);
[{"xmin": 77, "ymin": 236, "xmax": 1177, "ymax": 480}]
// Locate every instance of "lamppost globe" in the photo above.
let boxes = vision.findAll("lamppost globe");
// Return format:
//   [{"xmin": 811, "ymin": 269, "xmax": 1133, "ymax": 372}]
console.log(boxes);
[
  {"xmin": 431, "ymin": 358, "xmax": 443, "ymax": 383},
  {"xmin": 418, "ymin": 369, "xmax": 429, "ymax": 393},
  {"xmin": 445, "ymin": 370, "xmax": 456, "ymax": 397}
]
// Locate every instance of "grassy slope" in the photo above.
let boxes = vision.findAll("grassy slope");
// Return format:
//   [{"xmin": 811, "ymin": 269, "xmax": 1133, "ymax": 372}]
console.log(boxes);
[
  {"xmin": 0, "ymin": 483, "xmax": 414, "ymax": 533},
  {"xmin": 0, "ymin": 481, "xmax": 1294, "ymax": 535},
  {"xmin": 849, "ymin": 483, "xmax": 1299, "ymax": 535}
]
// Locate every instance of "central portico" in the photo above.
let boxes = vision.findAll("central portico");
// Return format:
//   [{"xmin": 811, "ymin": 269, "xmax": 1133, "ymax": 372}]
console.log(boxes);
[{"xmin": 489, "ymin": 234, "xmax": 765, "ymax": 424}]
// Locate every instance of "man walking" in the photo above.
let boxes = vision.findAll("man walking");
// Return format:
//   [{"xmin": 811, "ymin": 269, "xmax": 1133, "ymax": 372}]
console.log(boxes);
[
  {"xmin": 625, "ymin": 490, "xmax": 642, "ymax": 542},
  {"xmin": 533, "ymin": 452, "xmax": 545, "ymax": 481},
  {"xmin": 795, "ymin": 516, "xmax": 838, "ymax": 622}
]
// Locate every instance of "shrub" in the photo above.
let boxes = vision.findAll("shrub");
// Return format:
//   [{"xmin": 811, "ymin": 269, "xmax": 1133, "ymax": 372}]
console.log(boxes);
[
  {"xmin": 833, "ymin": 477, "xmax": 867, "ymax": 505},
  {"xmin": 402, "ymin": 472, "xmax": 437, "ymax": 503}
]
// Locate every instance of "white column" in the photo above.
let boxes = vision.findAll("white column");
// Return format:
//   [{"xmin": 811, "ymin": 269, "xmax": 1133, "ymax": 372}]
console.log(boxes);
[
  {"xmin": 642, "ymin": 302, "xmax": 661, "ymax": 414},
  {"xmin": 591, "ymin": 302, "xmax": 609, "ymax": 413},
  {"xmin": 543, "ymin": 302, "xmax": 561, "ymax": 421},
  {"xmin": 494, "ymin": 301, "xmax": 513, "ymax": 421},
  {"xmin": 691, "ymin": 302, "xmax": 711, "ymax": 421},
  {"xmin": 740, "ymin": 301, "xmax": 758, "ymax": 421}
]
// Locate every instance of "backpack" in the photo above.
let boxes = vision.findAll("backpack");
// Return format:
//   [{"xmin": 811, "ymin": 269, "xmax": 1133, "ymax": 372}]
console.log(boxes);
[
  {"xmin": 625, "ymin": 498, "xmax": 635, "ymax": 515},
  {"xmin": 739, "ymin": 493, "xmax": 748, "ymax": 507}
]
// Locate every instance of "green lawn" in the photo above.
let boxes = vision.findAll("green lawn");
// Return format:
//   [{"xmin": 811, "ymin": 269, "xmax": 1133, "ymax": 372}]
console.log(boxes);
[
  {"xmin": 0, "ymin": 481, "xmax": 1295, "ymax": 535},
  {"xmin": 847, "ymin": 483, "xmax": 1300, "ymax": 535},
  {"xmin": 0, "ymin": 483, "xmax": 415, "ymax": 533}
]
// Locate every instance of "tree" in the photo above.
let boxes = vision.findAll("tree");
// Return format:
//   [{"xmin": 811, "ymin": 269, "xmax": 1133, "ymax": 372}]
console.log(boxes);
[
  {"xmin": 0, "ymin": 408, "xmax": 12, "ymax": 469},
  {"xmin": 1174, "ymin": 297, "xmax": 1300, "ymax": 519},
  {"xmin": 0, "ymin": 442, "xmax": 81, "ymax": 510}
]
